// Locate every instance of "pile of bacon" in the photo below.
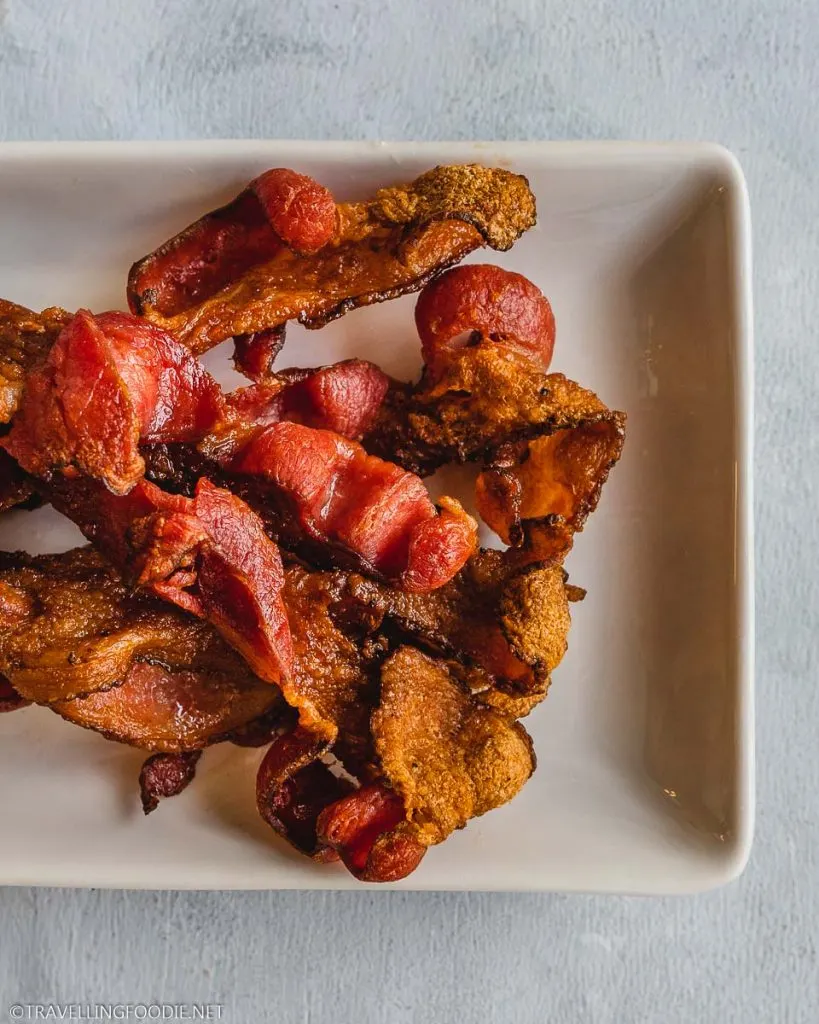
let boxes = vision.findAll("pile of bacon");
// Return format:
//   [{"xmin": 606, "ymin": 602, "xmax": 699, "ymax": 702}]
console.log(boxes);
[{"xmin": 0, "ymin": 164, "xmax": 625, "ymax": 882}]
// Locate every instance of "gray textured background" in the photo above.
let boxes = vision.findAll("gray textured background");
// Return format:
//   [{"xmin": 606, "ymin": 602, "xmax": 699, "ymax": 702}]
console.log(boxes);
[{"xmin": 0, "ymin": 0, "xmax": 814, "ymax": 1021}]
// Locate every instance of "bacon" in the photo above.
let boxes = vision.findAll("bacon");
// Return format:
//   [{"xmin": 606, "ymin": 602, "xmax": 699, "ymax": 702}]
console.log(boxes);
[
  {"xmin": 47, "ymin": 477, "xmax": 293, "ymax": 685},
  {"xmin": 316, "ymin": 784, "xmax": 427, "ymax": 882},
  {"xmin": 367, "ymin": 343, "xmax": 626, "ymax": 493},
  {"xmin": 0, "ymin": 546, "xmax": 252, "ymax": 705},
  {"xmin": 233, "ymin": 421, "xmax": 477, "ymax": 591},
  {"xmin": 129, "ymin": 165, "xmax": 537, "ymax": 354},
  {"xmin": 232, "ymin": 326, "xmax": 287, "ymax": 381},
  {"xmin": 346, "ymin": 549, "xmax": 572, "ymax": 701},
  {"xmin": 414, "ymin": 264, "xmax": 555, "ymax": 376},
  {"xmin": 127, "ymin": 169, "xmax": 337, "ymax": 320},
  {"xmin": 2, "ymin": 310, "xmax": 223, "ymax": 495},
  {"xmin": 0, "ymin": 674, "xmax": 30, "ymax": 713},
  {"xmin": 0, "ymin": 298, "xmax": 71, "ymax": 425},
  {"xmin": 475, "ymin": 420, "xmax": 625, "ymax": 562},
  {"xmin": 0, "ymin": 449, "xmax": 38, "ymax": 513},
  {"xmin": 139, "ymin": 751, "xmax": 202, "ymax": 814},
  {"xmin": 256, "ymin": 727, "xmax": 353, "ymax": 860},
  {"xmin": 202, "ymin": 359, "xmax": 390, "ymax": 460},
  {"xmin": 370, "ymin": 648, "xmax": 536, "ymax": 848},
  {"xmin": 53, "ymin": 660, "xmax": 280, "ymax": 752}
]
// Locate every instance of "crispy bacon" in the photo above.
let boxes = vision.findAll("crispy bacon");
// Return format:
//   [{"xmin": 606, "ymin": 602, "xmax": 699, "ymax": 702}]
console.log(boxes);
[
  {"xmin": 128, "ymin": 169, "xmax": 337, "ymax": 320},
  {"xmin": 368, "ymin": 344, "xmax": 624, "ymax": 476},
  {"xmin": 0, "ymin": 298, "xmax": 71, "ymax": 424},
  {"xmin": 53, "ymin": 660, "xmax": 280, "ymax": 752},
  {"xmin": 370, "ymin": 647, "xmax": 535, "ymax": 848},
  {"xmin": 0, "ymin": 547, "xmax": 281, "ymax": 709},
  {"xmin": 275, "ymin": 561, "xmax": 378, "ymax": 751},
  {"xmin": 139, "ymin": 750, "xmax": 202, "ymax": 814},
  {"xmin": 232, "ymin": 325, "xmax": 287, "ymax": 381},
  {"xmin": 0, "ymin": 674, "xmax": 30, "ymax": 713},
  {"xmin": 415, "ymin": 264, "xmax": 556, "ymax": 376},
  {"xmin": 46, "ymin": 477, "xmax": 293, "ymax": 685},
  {"xmin": 256, "ymin": 727, "xmax": 353, "ymax": 860},
  {"xmin": 347, "ymin": 549, "xmax": 572, "ymax": 700},
  {"xmin": 2, "ymin": 310, "xmax": 223, "ymax": 495},
  {"xmin": 316, "ymin": 784, "xmax": 426, "ymax": 882},
  {"xmin": 202, "ymin": 359, "xmax": 390, "ymax": 460},
  {"xmin": 129, "ymin": 165, "xmax": 537, "ymax": 354},
  {"xmin": 475, "ymin": 420, "xmax": 625, "ymax": 561},
  {"xmin": 0, "ymin": 546, "xmax": 383, "ymax": 757},
  {"xmin": 0, "ymin": 450, "xmax": 38, "ymax": 513},
  {"xmin": 233, "ymin": 421, "xmax": 477, "ymax": 591}
]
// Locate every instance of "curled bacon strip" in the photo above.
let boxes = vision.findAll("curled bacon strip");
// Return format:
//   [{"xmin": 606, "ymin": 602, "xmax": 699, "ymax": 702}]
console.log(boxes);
[
  {"xmin": 3, "ymin": 310, "xmax": 223, "ymax": 494},
  {"xmin": 232, "ymin": 325, "xmax": 287, "ymax": 381},
  {"xmin": 256, "ymin": 726, "xmax": 353, "ymax": 861},
  {"xmin": 128, "ymin": 169, "xmax": 336, "ymax": 320},
  {"xmin": 129, "ymin": 165, "xmax": 536, "ymax": 355},
  {"xmin": 233, "ymin": 421, "xmax": 477, "ymax": 591},
  {"xmin": 316, "ymin": 784, "xmax": 426, "ymax": 882},
  {"xmin": 139, "ymin": 750, "xmax": 202, "ymax": 814},
  {"xmin": 203, "ymin": 358, "xmax": 390, "ymax": 459},
  {"xmin": 0, "ymin": 674, "xmax": 30, "ymax": 713},
  {"xmin": 415, "ymin": 264, "xmax": 555, "ymax": 378},
  {"xmin": 48, "ymin": 476, "xmax": 293, "ymax": 685},
  {"xmin": 475, "ymin": 420, "xmax": 625, "ymax": 562}
]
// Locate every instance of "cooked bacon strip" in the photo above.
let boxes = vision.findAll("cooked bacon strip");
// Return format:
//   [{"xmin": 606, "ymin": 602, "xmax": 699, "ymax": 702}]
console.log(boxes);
[
  {"xmin": 46, "ymin": 477, "xmax": 293, "ymax": 685},
  {"xmin": 201, "ymin": 359, "xmax": 390, "ymax": 460},
  {"xmin": 128, "ymin": 169, "xmax": 336, "ymax": 319},
  {"xmin": 316, "ymin": 784, "xmax": 427, "ymax": 882},
  {"xmin": 0, "ymin": 674, "xmax": 30, "ymax": 713},
  {"xmin": 130, "ymin": 165, "xmax": 536, "ymax": 354},
  {"xmin": 232, "ymin": 421, "xmax": 477, "ymax": 591},
  {"xmin": 347, "ymin": 549, "xmax": 572, "ymax": 700},
  {"xmin": 53, "ymin": 660, "xmax": 280, "ymax": 752},
  {"xmin": 371, "ymin": 647, "xmax": 535, "ymax": 848},
  {"xmin": 0, "ymin": 298, "xmax": 71, "ymax": 425},
  {"xmin": 415, "ymin": 264, "xmax": 556, "ymax": 376},
  {"xmin": 0, "ymin": 547, "xmax": 278, "ymax": 706},
  {"xmin": 256, "ymin": 727, "xmax": 353, "ymax": 860},
  {"xmin": 0, "ymin": 546, "xmax": 383, "ymax": 759},
  {"xmin": 232, "ymin": 325, "xmax": 287, "ymax": 381},
  {"xmin": 368, "ymin": 344, "xmax": 625, "ymax": 475},
  {"xmin": 276, "ymin": 561, "xmax": 378, "ymax": 752},
  {"xmin": 0, "ymin": 450, "xmax": 38, "ymax": 513},
  {"xmin": 3, "ymin": 310, "xmax": 223, "ymax": 495},
  {"xmin": 139, "ymin": 750, "xmax": 202, "ymax": 814},
  {"xmin": 475, "ymin": 419, "xmax": 624, "ymax": 561}
]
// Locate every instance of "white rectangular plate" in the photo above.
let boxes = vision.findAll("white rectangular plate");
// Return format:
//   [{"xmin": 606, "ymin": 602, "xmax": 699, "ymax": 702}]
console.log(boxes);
[{"xmin": 0, "ymin": 141, "xmax": 753, "ymax": 892}]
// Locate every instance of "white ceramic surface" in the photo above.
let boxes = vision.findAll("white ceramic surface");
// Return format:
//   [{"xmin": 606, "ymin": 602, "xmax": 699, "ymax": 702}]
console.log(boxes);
[{"xmin": 0, "ymin": 141, "xmax": 753, "ymax": 892}]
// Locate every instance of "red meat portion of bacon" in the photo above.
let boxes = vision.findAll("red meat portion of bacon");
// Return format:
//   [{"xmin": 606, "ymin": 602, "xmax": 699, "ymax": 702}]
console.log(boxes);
[
  {"xmin": 2, "ymin": 310, "xmax": 223, "ymax": 495},
  {"xmin": 316, "ymin": 783, "xmax": 427, "ymax": 882},
  {"xmin": 415, "ymin": 264, "xmax": 555, "ymax": 377},
  {"xmin": 47, "ymin": 476, "xmax": 293, "ymax": 685},
  {"xmin": 233, "ymin": 421, "xmax": 477, "ymax": 592},
  {"xmin": 127, "ymin": 169, "xmax": 336, "ymax": 320},
  {"xmin": 205, "ymin": 359, "xmax": 390, "ymax": 459},
  {"xmin": 276, "ymin": 360, "xmax": 390, "ymax": 439}
]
